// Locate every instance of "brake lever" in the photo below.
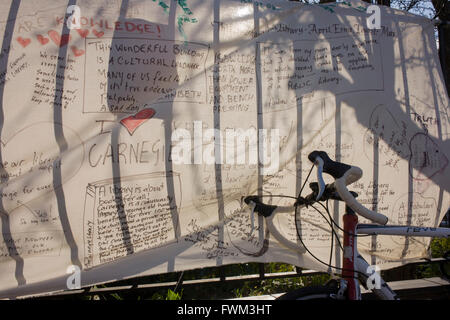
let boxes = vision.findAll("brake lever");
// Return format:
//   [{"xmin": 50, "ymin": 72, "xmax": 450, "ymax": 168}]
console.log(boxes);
[{"xmin": 314, "ymin": 156, "xmax": 326, "ymax": 201}]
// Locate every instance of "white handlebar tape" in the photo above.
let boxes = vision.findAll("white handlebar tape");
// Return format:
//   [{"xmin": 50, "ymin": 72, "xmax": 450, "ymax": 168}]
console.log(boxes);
[{"xmin": 335, "ymin": 166, "xmax": 389, "ymax": 225}]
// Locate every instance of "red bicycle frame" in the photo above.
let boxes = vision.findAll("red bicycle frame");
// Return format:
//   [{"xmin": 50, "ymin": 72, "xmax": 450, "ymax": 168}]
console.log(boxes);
[{"xmin": 342, "ymin": 205, "xmax": 361, "ymax": 300}]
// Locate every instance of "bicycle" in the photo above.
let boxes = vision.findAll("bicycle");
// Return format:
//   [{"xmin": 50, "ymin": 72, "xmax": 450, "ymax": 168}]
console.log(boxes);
[{"xmin": 244, "ymin": 150, "xmax": 450, "ymax": 300}]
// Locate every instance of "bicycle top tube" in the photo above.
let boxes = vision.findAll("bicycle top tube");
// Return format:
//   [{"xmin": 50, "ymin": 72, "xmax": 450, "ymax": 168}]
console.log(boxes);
[{"xmin": 357, "ymin": 224, "xmax": 450, "ymax": 237}]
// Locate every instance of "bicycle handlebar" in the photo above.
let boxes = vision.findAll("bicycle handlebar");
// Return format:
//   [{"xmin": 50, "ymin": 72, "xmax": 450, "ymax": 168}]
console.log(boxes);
[
  {"xmin": 244, "ymin": 151, "xmax": 388, "ymax": 225},
  {"xmin": 296, "ymin": 182, "xmax": 358, "ymax": 206},
  {"xmin": 243, "ymin": 196, "xmax": 277, "ymax": 217},
  {"xmin": 243, "ymin": 183, "xmax": 357, "ymax": 215},
  {"xmin": 308, "ymin": 151, "xmax": 352, "ymax": 179},
  {"xmin": 309, "ymin": 151, "xmax": 388, "ymax": 225},
  {"xmin": 243, "ymin": 196, "xmax": 307, "ymax": 254}
]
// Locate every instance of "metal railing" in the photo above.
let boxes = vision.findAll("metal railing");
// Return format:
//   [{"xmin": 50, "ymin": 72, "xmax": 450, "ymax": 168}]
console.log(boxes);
[{"xmin": 26, "ymin": 257, "xmax": 449, "ymax": 300}]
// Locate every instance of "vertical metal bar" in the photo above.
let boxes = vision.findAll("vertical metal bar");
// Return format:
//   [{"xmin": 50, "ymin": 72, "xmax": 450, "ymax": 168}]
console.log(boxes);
[{"xmin": 343, "ymin": 205, "xmax": 361, "ymax": 300}]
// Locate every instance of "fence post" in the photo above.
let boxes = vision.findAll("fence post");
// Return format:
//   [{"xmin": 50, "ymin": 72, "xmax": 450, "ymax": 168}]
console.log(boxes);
[
  {"xmin": 219, "ymin": 266, "xmax": 226, "ymax": 282},
  {"xmin": 258, "ymin": 263, "xmax": 265, "ymax": 279}
]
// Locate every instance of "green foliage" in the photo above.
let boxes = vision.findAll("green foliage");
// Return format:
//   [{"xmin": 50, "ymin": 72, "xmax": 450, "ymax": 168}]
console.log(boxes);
[
  {"xmin": 109, "ymin": 292, "xmax": 124, "ymax": 300},
  {"xmin": 265, "ymin": 262, "xmax": 295, "ymax": 273},
  {"xmin": 151, "ymin": 289, "xmax": 183, "ymax": 300},
  {"xmin": 415, "ymin": 237, "xmax": 450, "ymax": 279},
  {"xmin": 166, "ymin": 289, "xmax": 183, "ymax": 300},
  {"xmin": 150, "ymin": 292, "xmax": 165, "ymax": 300},
  {"xmin": 430, "ymin": 237, "xmax": 450, "ymax": 258}
]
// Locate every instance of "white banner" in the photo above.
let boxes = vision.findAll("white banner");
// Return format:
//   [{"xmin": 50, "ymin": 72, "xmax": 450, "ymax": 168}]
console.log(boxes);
[{"xmin": 0, "ymin": 0, "xmax": 448, "ymax": 298}]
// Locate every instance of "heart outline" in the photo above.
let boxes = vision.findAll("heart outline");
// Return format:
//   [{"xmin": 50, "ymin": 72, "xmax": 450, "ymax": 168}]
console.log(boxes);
[
  {"xmin": 76, "ymin": 28, "xmax": 89, "ymax": 38},
  {"xmin": 92, "ymin": 29, "xmax": 104, "ymax": 38},
  {"xmin": 16, "ymin": 37, "xmax": 31, "ymax": 48},
  {"xmin": 71, "ymin": 45, "xmax": 85, "ymax": 57},
  {"xmin": 120, "ymin": 108, "xmax": 156, "ymax": 136},
  {"xmin": 48, "ymin": 30, "xmax": 71, "ymax": 47},
  {"xmin": 36, "ymin": 34, "xmax": 49, "ymax": 45}
]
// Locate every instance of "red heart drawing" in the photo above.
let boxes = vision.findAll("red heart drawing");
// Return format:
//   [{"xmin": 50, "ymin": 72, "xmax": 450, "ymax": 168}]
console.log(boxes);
[
  {"xmin": 48, "ymin": 30, "xmax": 71, "ymax": 47},
  {"xmin": 16, "ymin": 37, "xmax": 31, "ymax": 48},
  {"xmin": 120, "ymin": 108, "xmax": 156, "ymax": 135},
  {"xmin": 92, "ymin": 29, "xmax": 104, "ymax": 38},
  {"xmin": 71, "ymin": 45, "xmax": 85, "ymax": 57},
  {"xmin": 76, "ymin": 28, "xmax": 89, "ymax": 38},
  {"xmin": 36, "ymin": 34, "xmax": 49, "ymax": 45}
]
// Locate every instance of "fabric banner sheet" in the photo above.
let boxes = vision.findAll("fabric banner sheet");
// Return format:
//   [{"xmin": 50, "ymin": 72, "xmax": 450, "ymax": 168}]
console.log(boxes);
[{"xmin": 0, "ymin": 0, "xmax": 448, "ymax": 298}]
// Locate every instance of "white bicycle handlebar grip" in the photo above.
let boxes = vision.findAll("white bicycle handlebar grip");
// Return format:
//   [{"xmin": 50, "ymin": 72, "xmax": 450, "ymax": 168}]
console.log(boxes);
[
  {"xmin": 335, "ymin": 166, "xmax": 388, "ymax": 225},
  {"xmin": 314, "ymin": 157, "xmax": 326, "ymax": 201}
]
